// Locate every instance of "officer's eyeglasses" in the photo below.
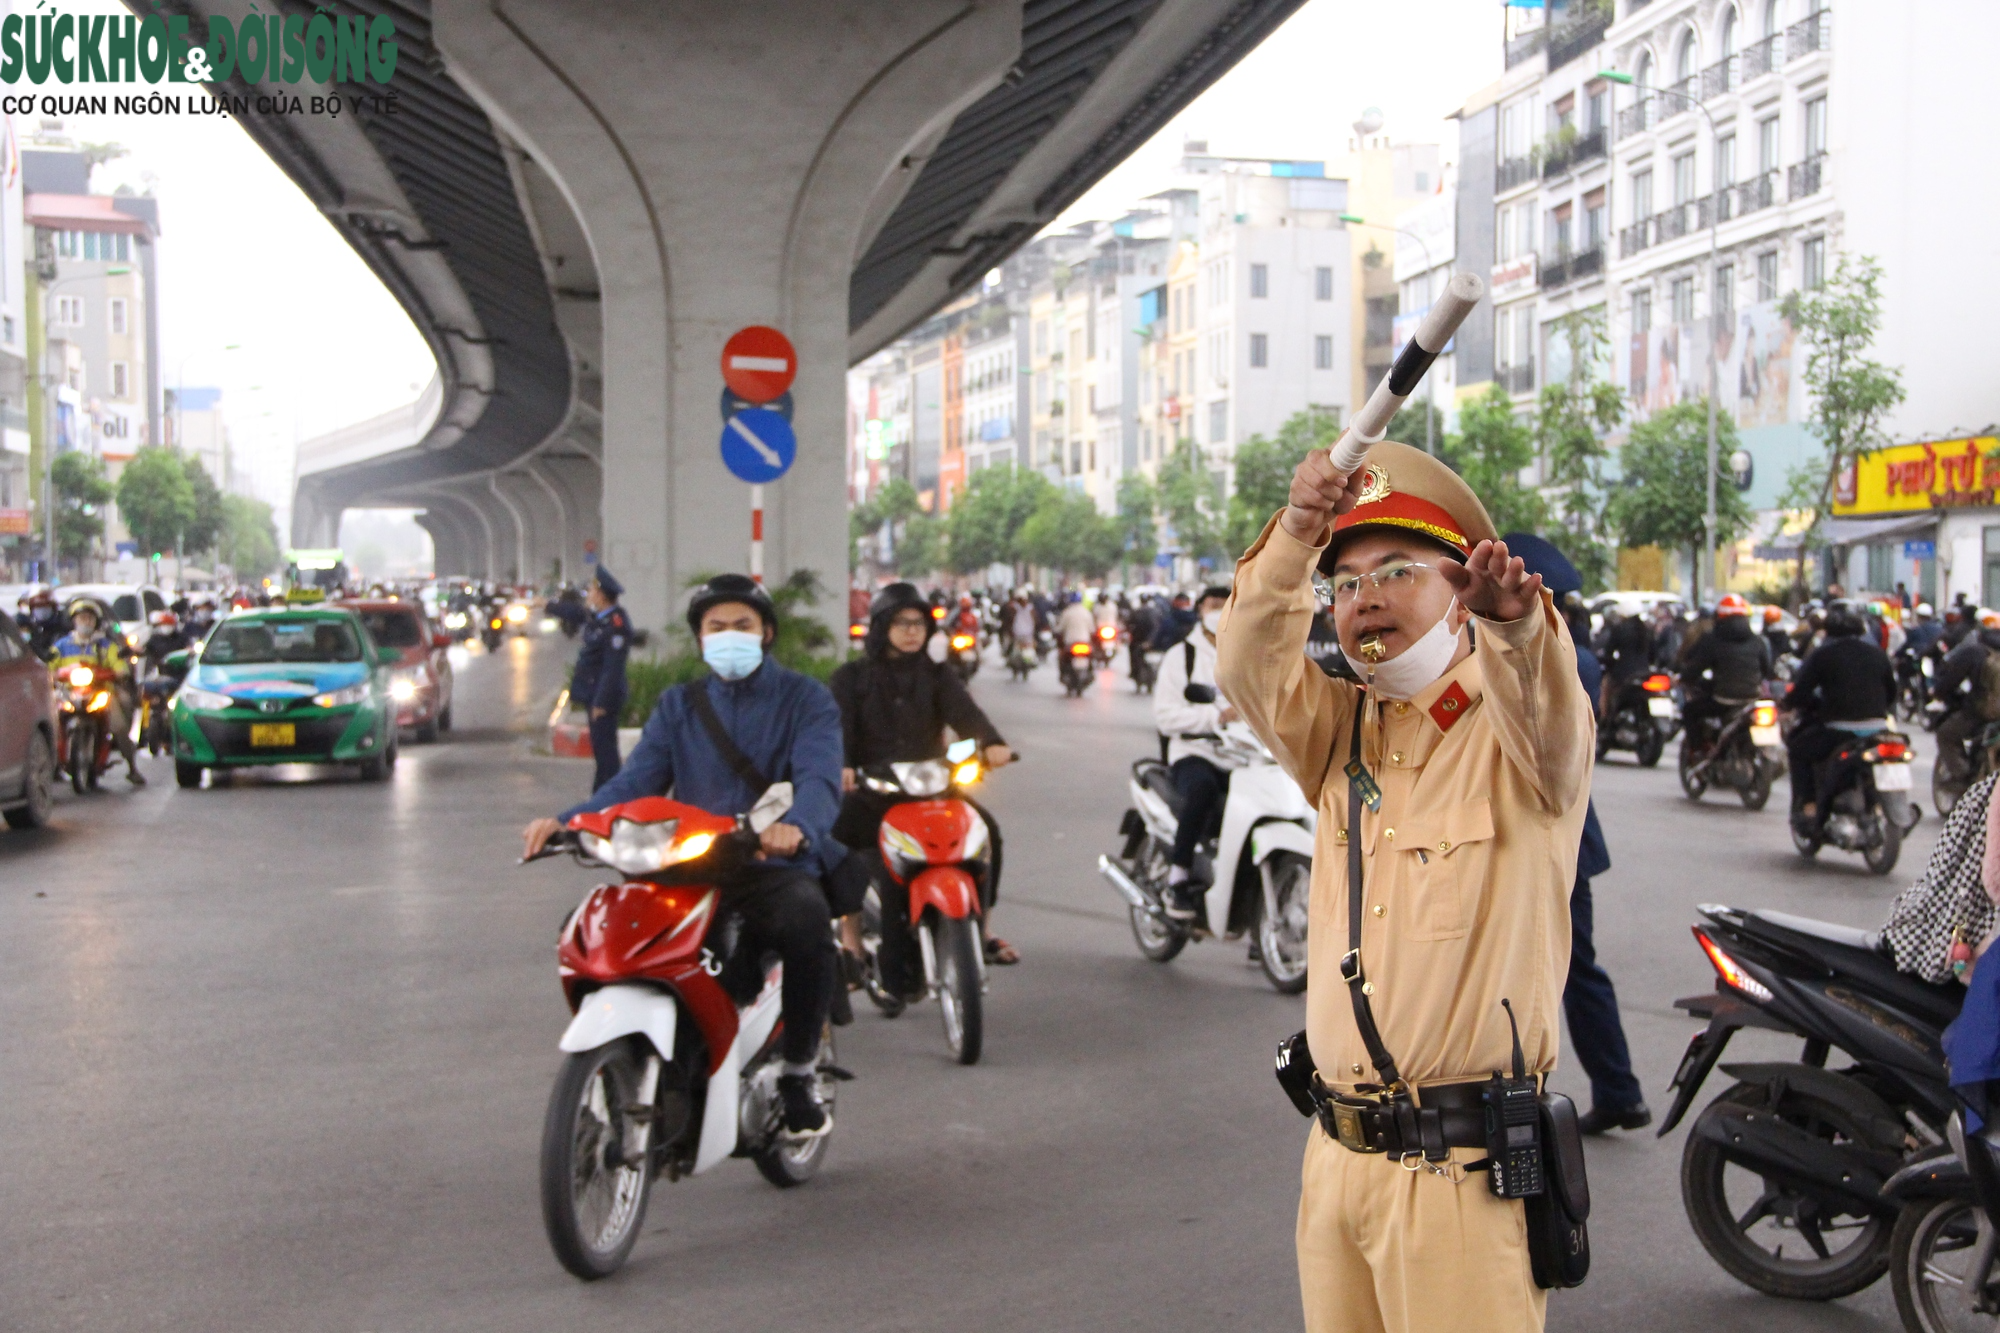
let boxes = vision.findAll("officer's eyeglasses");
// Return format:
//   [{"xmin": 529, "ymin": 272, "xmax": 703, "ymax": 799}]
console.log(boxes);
[
  {"xmin": 1322, "ymin": 560, "xmax": 1438, "ymax": 606},
  {"xmin": 888, "ymin": 613, "xmax": 930, "ymax": 631}
]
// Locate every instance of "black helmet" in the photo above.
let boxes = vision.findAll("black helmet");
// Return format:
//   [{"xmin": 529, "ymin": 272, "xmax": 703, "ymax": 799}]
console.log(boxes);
[
  {"xmin": 1823, "ymin": 599, "xmax": 1865, "ymax": 637},
  {"xmin": 685, "ymin": 573, "xmax": 776, "ymax": 636},
  {"xmin": 866, "ymin": 581, "xmax": 933, "ymax": 658}
]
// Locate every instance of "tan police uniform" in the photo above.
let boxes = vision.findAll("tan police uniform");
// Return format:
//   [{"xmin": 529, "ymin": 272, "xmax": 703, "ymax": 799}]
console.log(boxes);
[{"xmin": 1214, "ymin": 443, "xmax": 1594, "ymax": 1333}]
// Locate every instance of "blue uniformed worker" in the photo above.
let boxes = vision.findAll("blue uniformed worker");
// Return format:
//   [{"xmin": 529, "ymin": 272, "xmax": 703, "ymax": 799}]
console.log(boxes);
[{"xmin": 572, "ymin": 566, "xmax": 633, "ymax": 790}]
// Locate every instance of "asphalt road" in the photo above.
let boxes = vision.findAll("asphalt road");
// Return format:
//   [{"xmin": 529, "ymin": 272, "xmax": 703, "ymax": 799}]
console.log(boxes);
[{"xmin": 0, "ymin": 633, "xmax": 1942, "ymax": 1331}]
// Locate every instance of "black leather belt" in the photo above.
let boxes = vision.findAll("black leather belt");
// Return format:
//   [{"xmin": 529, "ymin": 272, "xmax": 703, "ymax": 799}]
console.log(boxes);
[{"xmin": 1316, "ymin": 1078, "xmax": 1491, "ymax": 1159}]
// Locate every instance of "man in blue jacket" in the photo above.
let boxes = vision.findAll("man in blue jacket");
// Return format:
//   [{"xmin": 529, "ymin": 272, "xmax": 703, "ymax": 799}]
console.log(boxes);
[
  {"xmin": 523, "ymin": 574, "xmax": 844, "ymax": 1134},
  {"xmin": 571, "ymin": 566, "xmax": 634, "ymax": 791}
]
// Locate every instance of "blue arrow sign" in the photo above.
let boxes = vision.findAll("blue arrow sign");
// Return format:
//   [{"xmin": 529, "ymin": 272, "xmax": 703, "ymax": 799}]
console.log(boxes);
[{"xmin": 720, "ymin": 408, "xmax": 796, "ymax": 484}]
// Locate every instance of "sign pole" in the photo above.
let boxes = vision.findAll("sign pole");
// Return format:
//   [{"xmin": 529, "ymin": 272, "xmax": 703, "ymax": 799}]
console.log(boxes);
[{"xmin": 750, "ymin": 484, "xmax": 764, "ymax": 584}]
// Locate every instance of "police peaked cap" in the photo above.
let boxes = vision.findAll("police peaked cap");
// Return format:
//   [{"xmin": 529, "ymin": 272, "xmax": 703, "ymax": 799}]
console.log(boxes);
[
  {"xmin": 594, "ymin": 565, "xmax": 623, "ymax": 599},
  {"xmin": 685, "ymin": 573, "xmax": 777, "ymax": 635},
  {"xmin": 1320, "ymin": 440, "xmax": 1497, "ymax": 572}
]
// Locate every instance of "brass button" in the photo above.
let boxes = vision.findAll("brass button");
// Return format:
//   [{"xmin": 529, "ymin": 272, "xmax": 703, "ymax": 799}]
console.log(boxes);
[
  {"xmin": 1352, "ymin": 1063, "xmax": 1364, "ymax": 1075},
  {"xmin": 1438, "ymin": 840, "xmax": 1450, "ymax": 853},
  {"xmin": 1394, "ymin": 702, "xmax": 1409, "ymax": 714},
  {"xmin": 1361, "ymin": 981, "xmax": 1375, "ymax": 995},
  {"xmin": 1335, "ymin": 828, "xmax": 1348, "ymax": 844},
  {"xmin": 1390, "ymin": 751, "xmax": 1403, "ymax": 764},
  {"xmin": 1373, "ymin": 904, "xmax": 1386, "ymax": 917},
  {"xmin": 1383, "ymin": 827, "xmax": 1395, "ymax": 841}
]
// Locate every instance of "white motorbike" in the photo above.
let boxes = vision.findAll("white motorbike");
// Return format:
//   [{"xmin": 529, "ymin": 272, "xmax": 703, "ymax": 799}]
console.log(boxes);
[{"xmin": 1097, "ymin": 723, "xmax": 1314, "ymax": 994}]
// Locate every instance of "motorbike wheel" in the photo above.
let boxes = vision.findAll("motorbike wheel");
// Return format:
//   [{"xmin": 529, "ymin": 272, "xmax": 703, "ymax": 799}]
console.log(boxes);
[
  {"xmin": 1740, "ymin": 765, "xmax": 1773, "ymax": 812},
  {"xmin": 933, "ymin": 916, "xmax": 984, "ymax": 1066},
  {"xmin": 1636, "ymin": 723, "xmax": 1666, "ymax": 768},
  {"xmin": 539, "ymin": 1038, "xmax": 656, "ymax": 1280},
  {"xmin": 1255, "ymin": 851, "xmax": 1310, "ymax": 995},
  {"xmin": 1128, "ymin": 842, "xmax": 1189, "ymax": 963},
  {"xmin": 752, "ymin": 1036, "xmax": 839, "ymax": 1187},
  {"xmin": 1791, "ymin": 819, "xmax": 1823, "ymax": 859},
  {"xmin": 3, "ymin": 730, "xmax": 56, "ymax": 829},
  {"xmin": 68, "ymin": 721, "xmax": 93, "ymax": 795},
  {"xmin": 1864, "ymin": 811, "xmax": 1903, "ymax": 876},
  {"xmin": 1678, "ymin": 741, "xmax": 1709, "ymax": 800},
  {"xmin": 1681, "ymin": 1080, "xmax": 1895, "ymax": 1300},
  {"xmin": 1891, "ymin": 1194, "xmax": 1993, "ymax": 1332}
]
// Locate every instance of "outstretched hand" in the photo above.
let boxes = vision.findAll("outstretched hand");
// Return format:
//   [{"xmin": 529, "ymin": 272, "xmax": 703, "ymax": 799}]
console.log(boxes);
[
  {"xmin": 1279, "ymin": 449, "xmax": 1359, "ymax": 543},
  {"xmin": 1439, "ymin": 539, "xmax": 1544, "ymax": 623}
]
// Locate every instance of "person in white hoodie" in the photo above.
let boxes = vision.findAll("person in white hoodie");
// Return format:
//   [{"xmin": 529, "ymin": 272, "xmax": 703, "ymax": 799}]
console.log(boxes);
[{"xmin": 1152, "ymin": 585, "xmax": 1247, "ymax": 919}]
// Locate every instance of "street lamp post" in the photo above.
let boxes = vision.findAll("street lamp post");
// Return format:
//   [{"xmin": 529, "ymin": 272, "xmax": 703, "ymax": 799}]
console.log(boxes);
[
  {"xmin": 38, "ymin": 272, "xmax": 99, "ymax": 583},
  {"xmin": 1601, "ymin": 69, "xmax": 1723, "ymax": 605},
  {"xmin": 1341, "ymin": 212, "xmax": 1438, "ymax": 457}
]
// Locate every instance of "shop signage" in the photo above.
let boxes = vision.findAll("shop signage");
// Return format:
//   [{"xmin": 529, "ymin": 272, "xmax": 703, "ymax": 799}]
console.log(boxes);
[
  {"xmin": 0, "ymin": 507, "xmax": 28, "ymax": 534},
  {"xmin": 1489, "ymin": 253, "xmax": 1537, "ymax": 300},
  {"xmin": 1833, "ymin": 437, "xmax": 2000, "ymax": 516}
]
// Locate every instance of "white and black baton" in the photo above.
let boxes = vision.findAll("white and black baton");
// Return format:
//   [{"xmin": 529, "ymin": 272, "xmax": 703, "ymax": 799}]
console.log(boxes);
[{"xmin": 1327, "ymin": 271, "xmax": 1488, "ymax": 476}]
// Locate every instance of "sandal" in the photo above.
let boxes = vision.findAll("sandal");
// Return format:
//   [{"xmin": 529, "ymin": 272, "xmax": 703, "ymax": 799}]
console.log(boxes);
[{"xmin": 983, "ymin": 936, "xmax": 1020, "ymax": 965}]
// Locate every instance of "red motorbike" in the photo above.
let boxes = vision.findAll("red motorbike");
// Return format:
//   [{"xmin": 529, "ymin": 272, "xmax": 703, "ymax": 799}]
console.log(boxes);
[
  {"xmin": 526, "ymin": 795, "xmax": 841, "ymax": 1280},
  {"xmin": 858, "ymin": 739, "xmax": 995, "ymax": 1065},
  {"xmin": 54, "ymin": 662, "xmax": 114, "ymax": 793}
]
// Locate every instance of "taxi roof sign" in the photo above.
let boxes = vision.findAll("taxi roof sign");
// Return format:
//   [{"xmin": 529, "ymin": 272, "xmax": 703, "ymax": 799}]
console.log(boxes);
[{"xmin": 720, "ymin": 326, "xmax": 797, "ymax": 402}]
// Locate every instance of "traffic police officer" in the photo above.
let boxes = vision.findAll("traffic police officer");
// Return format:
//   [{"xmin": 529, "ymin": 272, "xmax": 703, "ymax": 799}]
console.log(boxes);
[
  {"xmin": 573, "ymin": 566, "xmax": 632, "ymax": 791},
  {"xmin": 1216, "ymin": 441, "xmax": 1593, "ymax": 1333}
]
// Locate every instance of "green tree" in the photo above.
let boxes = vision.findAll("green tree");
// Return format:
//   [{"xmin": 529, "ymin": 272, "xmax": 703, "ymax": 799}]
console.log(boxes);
[
  {"xmin": 896, "ymin": 513, "xmax": 944, "ymax": 578},
  {"xmin": 1535, "ymin": 308, "xmax": 1624, "ymax": 591},
  {"xmin": 1386, "ymin": 400, "xmax": 1446, "ymax": 456},
  {"xmin": 849, "ymin": 477, "xmax": 929, "ymax": 573},
  {"xmin": 1441, "ymin": 385, "xmax": 1546, "ymax": 537},
  {"xmin": 180, "ymin": 455, "xmax": 225, "ymax": 556},
  {"xmin": 944, "ymin": 465, "xmax": 1055, "ymax": 574},
  {"xmin": 1115, "ymin": 472, "xmax": 1159, "ymax": 572},
  {"xmin": 50, "ymin": 451, "xmax": 112, "ymax": 564},
  {"xmin": 1604, "ymin": 401, "xmax": 1754, "ymax": 579},
  {"xmin": 217, "ymin": 493, "xmax": 281, "ymax": 577},
  {"xmin": 1224, "ymin": 409, "xmax": 1338, "ymax": 553},
  {"xmin": 1779, "ymin": 254, "xmax": 1907, "ymax": 597},
  {"xmin": 1158, "ymin": 438, "xmax": 1226, "ymax": 566},
  {"xmin": 115, "ymin": 446, "xmax": 196, "ymax": 557},
  {"xmin": 1016, "ymin": 489, "xmax": 1121, "ymax": 579}
]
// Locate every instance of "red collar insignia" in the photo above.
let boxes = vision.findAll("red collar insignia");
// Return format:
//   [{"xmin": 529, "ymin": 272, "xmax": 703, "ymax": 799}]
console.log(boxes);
[{"xmin": 1428, "ymin": 680, "xmax": 1471, "ymax": 733}]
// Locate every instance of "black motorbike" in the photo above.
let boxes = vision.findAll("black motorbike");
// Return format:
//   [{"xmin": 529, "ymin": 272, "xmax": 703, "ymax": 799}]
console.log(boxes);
[
  {"xmin": 1895, "ymin": 647, "xmax": 1932, "ymax": 723},
  {"xmin": 1129, "ymin": 642, "xmax": 1157, "ymax": 694},
  {"xmin": 1679, "ymin": 697, "xmax": 1784, "ymax": 810},
  {"xmin": 1598, "ymin": 671, "xmax": 1675, "ymax": 767},
  {"xmin": 1792, "ymin": 727, "xmax": 1917, "ymax": 875},
  {"xmin": 1885, "ymin": 1093, "xmax": 2000, "ymax": 1330},
  {"xmin": 1661, "ymin": 904, "xmax": 1959, "ymax": 1301},
  {"xmin": 1933, "ymin": 706, "xmax": 2000, "ymax": 818},
  {"xmin": 1058, "ymin": 639, "xmax": 1094, "ymax": 697}
]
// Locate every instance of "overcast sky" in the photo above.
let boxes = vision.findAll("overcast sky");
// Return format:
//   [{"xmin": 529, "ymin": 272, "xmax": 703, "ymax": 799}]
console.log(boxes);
[{"xmin": 21, "ymin": 0, "xmax": 1507, "ymax": 531}]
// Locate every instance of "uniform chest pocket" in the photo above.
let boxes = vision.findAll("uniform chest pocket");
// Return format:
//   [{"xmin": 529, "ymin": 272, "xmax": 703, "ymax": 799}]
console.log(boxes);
[{"xmin": 1394, "ymin": 797, "xmax": 1495, "ymax": 941}]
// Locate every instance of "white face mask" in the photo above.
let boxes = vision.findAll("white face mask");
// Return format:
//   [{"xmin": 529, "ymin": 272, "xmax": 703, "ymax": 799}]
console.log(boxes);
[
  {"xmin": 1361, "ymin": 600, "xmax": 1463, "ymax": 700},
  {"xmin": 1201, "ymin": 610, "xmax": 1223, "ymax": 635}
]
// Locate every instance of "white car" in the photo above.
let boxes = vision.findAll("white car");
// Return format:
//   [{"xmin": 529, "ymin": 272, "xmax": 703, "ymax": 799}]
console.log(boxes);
[
  {"xmin": 54, "ymin": 582, "xmax": 169, "ymax": 654},
  {"xmin": 0, "ymin": 582, "xmax": 49, "ymax": 619}
]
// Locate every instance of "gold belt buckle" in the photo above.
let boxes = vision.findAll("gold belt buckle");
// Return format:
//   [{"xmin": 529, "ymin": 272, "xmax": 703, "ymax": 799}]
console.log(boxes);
[{"xmin": 1328, "ymin": 1098, "xmax": 1380, "ymax": 1153}]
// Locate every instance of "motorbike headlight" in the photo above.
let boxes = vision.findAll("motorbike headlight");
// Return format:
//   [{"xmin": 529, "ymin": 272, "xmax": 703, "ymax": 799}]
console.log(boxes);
[
  {"xmin": 891, "ymin": 760, "xmax": 950, "ymax": 797},
  {"xmin": 88, "ymin": 690, "xmax": 111, "ymax": 712},
  {"xmin": 583, "ymin": 817, "xmax": 680, "ymax": 875},
  {"xmin": 507, "ymin": 604, "xmax": 529, "ymax": 624},
  {"xmin": 444, "ymin": 612, "xmax": 467, "ymax": 629},
  {"xmin": 880, "ymin": 822, "xmax": 926, "ymax": 874},
  {"xmin": 953, "ymin": 759, "xmax": 982, "ymax": 787},
  {"xmin": 67, "ymin": 665, "xmax": 94, "ymax": 688},
  {"xmin": 312, "ymin": 682, "xmax": 371, "ymax": 709},
  {"xmin": 540, "ymin": 617, "xmax": 560, "ymax": 633},
  {"xmin": 180, "ymin": 686, "xmax": 234, "ymax": 711}
]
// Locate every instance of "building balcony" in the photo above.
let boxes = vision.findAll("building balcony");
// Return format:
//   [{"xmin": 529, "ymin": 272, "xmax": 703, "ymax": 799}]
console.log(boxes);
[
  {"xmin": 1505, "ymin": 25, "xmax": 1545, "ymax": 70},
  {"xmin": 1496, "ymin": 155, "xmax": 1537, "ymax": 193},
  {"xmin": 1498, "ymin": 362, "xmax": 1537, "ymax": 395},
  {"xmin": 1540, "ymin": 244, "xmax": 1605, "ymax": 290},
  {"xmin": 1739, "ymin": 32, "xmax": 1780, "ymax": 80},
  {"xmin": 1700, "ymin": 54, "xmax": 1737, "ymax": 100},
  {"xmin": 1615, "ymin": 101, "xmax": 1654, "ymax": 141},
  {"xmin": 1787, "ymin": 9, "xmax": 1832, "ymax": 60},
  {"xmin": 1548, "ymin": 2, "xmax": 1612, "ymax": 73},
  {"xmin": 1727, "ymin": 170, "xmax": 1781, "ymax": 219},
  {"xmin": 1788, "ymin": 153, "xmax": 1826, "ymax": 200},
  {"xmin": 1542, "ymin": 126, "xmax": 1607, "ymax": 179}
]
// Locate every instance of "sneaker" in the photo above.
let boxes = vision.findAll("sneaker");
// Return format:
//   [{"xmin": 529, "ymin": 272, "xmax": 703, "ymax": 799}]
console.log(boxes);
[
  {"xmin": 1576, "ymin": 1102, "xmax": 1652, "ymax": 1135},
  {"xmin": 1164, "ymin": 883, "xmax": 1205, "ymax": 921},
  {"xmin": 127, "ymin": 769, "xmax": 148, "ymax": 787},
  {"xmin": 776, "ymin": 1073, "xmax": 829, "ymax": 1136}
]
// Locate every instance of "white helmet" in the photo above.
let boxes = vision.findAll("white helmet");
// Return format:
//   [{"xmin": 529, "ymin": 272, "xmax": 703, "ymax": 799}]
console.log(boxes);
[{"xmin": 1917, "ymin": 602, "xmax": 1934, "ymax": 617}]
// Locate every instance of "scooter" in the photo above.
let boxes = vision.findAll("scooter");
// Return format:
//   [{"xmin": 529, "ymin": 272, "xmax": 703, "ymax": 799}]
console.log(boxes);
[
  {"xmin": 1129, "ymin": 641, "xmax": 1157, "ymax": 694},
  {"xmin": 525, "ymin": 794, "xmax": 842, "ymax": 1280},
  {"xmin": 855, "ymin": 738, "xmax": 995, "ymax": 1064},
  {"xmin": 1792, "ymin": 723, "xmax": 1916, "ymax": 875},
  {"xmin": 1091, "ymin": 622, "xmax": 1118, "ymax": 668},
  {"xmin": 1005, "ymin": 635, "xmax": 1037, "ymax": 681},
  {"xmin": 1933, "ymin": 707, "xmax": 2000, "ymax": 817},
  {"xmin": 1098, "ymin": 722, "xmax": 1314, "ymax": 994},
  {"xmin": 1598, "ymin": 671, "xmax": 1675, "ymax": 766},
  {"xmin": 947, "ymin": 631, "xmax": 980, "ymax": 682},
  {"xmin": 1058, "ymin": 639, "xmax": 1095, "ymax": 697},
  {"xmin": 1660, "ymin": 903, "xmax": 1959, "ymax": 1302},
  {"xmin": 1678, "ymin": 697, "xmax": 1785, "ymax": 810},
  {"xmin": 1885, "ymin": 1107, "xmax": 2000, "ymax": 1331},
  {"xmin": 54, "ymin": 663, "xmax": 114, "ymax": 794}
]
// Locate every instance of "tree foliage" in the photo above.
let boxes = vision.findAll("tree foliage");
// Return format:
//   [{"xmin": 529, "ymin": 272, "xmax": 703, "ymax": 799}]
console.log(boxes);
[
  {"xmin": 217, "ymin": 493, "xmax": 280, "ymax": 577},
  {"xmin": 1440, "ymin": 385, "xmax": 1546, "ymax": 538},
  {"xmin": 115, "ymin": 447, "xmax": 197, "ymax": 556},
  {"xmin": 50, "ymin": 450, "xmax": 111, "ymax": 563},
  {"xmin": 1158, "ymin": 438, "xmax": 1226, "ymax": 566},
  {"xmin": 1604, "ymin": 401, "xmax": 1754, "ymax": 573},
  {"xmin": 1016, "ymin": 488, "xmax": 1123, "ymax": 579},
  {"xmin": 944, "ymin": 465, "xmax": 1055, "ymax": 574},
  {"xmin": 1779, "ymin": 254, "xmax": 1907, "ymax": 594},
  {"xmin": 1535, "ymin": 308, "xmax": 1624, "ymax": 591}
]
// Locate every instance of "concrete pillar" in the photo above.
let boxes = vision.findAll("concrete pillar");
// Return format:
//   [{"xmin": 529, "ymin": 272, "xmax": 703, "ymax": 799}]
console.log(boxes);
[
  {"xmin": 291, "ymin": 478, "xmax": 345, "ymax": 549},
  {"xmin": 494, "ymin": 467, "xmax": 564, "ymax": 585},
  {"xmin": 429, "ymin": 486, "xmax": 500, "ymax": 582},
  {"xmin": 433, "ymin": 0, "xmax": 1022, "ymax": 634},
  {"xmin": 415, "ymin": 510, "xmax": 464, "ymax": 577},
  {"xmin": 534, "ymin": 449, "xmax": 602, "ymax": 585}
]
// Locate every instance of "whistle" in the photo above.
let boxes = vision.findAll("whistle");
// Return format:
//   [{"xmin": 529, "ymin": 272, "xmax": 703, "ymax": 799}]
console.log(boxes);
[{"xmin": 1358, "ymin": 633, "xmax": 1387, "ymax": 664}]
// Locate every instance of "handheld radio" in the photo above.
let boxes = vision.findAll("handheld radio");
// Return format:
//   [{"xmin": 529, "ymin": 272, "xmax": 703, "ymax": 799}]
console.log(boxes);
[{"xmin": 1482, "ymin": 998, "xmax": 1545, "ymax": 1199}]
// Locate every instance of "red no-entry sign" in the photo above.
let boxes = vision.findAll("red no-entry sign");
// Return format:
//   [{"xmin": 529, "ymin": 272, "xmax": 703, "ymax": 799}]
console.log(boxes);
[{"xmin": 720, "ymin": 326, "xmax": 797, "ymax": 402}]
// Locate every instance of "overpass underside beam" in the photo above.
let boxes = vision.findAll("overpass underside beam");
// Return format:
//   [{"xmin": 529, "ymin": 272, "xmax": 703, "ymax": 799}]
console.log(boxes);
[{"xmin": 434, "ymin": 0, "xmax": 1023, "ymax": 633}]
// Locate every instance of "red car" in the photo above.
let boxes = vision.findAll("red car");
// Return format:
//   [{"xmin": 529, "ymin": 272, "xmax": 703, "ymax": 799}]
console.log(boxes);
[
  {"xmin": 339, "ymin": 599, "xmax": 456, "ymax": 742},
  {"xmin": 0, "ymin": 614, "xmax": 58, "ymax": 828}
]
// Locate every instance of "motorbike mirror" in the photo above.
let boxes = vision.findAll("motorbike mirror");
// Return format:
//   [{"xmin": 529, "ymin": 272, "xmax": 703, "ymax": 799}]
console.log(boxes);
[
  {"xmin": 1184, "ymin": 683, "xmax": 1217, "ymax": 704},
  {"xmin": 946, "ymin": 738, "xmax": 978, "ymax": 764}
]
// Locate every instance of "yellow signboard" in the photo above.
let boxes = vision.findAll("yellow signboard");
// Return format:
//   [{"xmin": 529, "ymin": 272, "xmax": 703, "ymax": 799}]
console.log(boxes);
[{"xmin": 1833, "ymin": 437, "xmax": 2000, "ymax": 516}]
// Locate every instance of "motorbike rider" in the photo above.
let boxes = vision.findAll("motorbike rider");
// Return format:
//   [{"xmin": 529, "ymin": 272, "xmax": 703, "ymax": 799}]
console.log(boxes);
[
  {"xmin": 1760, "ymin": 604, "xmax": 1792, "ymax": 662},
  {"xmin": 1150, "ymin": 590, "xmax": 1197, "ymax": 650},
  {"xmin": 1598, "ymin": 603, "xmax": 1653, "ymax": 714},
  {"xmin": 52, "ymin": 599, "xmax": 146, "ymax": 786},
  {"xmin": 1678, "ymin": 593, "xmax": 1773, "ymax": 754},
  {"xmin": 1782, "ymin": 599, "xmax": 1897, "ymax": 835},
  {"xmin": 1056, "ymin": 591, "xmax": 1095, "ymax": 651},
  {"xmin": 1153, "ymin": 585, "xmax": 1248, "ymax": 920},
  {"xmin": 1906, "ymin": 602, "xmax": 1944, "ymax": 657},
  {"xmin": 1933, "ymin": 610, "xmax": 2000, "ymax": 790},
  {"xmin": 17, "ymin": 588, "xmax": 65, "ymax": 659},
  {"xmin": 571, "ymin": 567, "xmax": 633, "ymax": 792},
  {"xmin": 948, "ymin": 592, "xmax": 981, "ymax": 640},
  {"xmin": 827, "ymin": 583, "xmax": 1017, "ymax": 991},
  {"xmin": 521, "ymin": 574, "xmax": 843, "ymax": 1136}
]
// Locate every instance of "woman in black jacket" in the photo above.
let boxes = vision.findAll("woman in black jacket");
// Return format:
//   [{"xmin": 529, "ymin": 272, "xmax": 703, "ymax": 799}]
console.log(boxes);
[{"xmin": 828, "ymin": 583, "xmax": 1016, "ymax": 991}]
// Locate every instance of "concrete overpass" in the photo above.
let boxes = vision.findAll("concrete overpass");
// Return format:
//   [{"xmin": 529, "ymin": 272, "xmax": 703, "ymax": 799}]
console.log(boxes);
[{"xmin": 248, "ymin": 0, "xmax": 1309, "ymax": 630}]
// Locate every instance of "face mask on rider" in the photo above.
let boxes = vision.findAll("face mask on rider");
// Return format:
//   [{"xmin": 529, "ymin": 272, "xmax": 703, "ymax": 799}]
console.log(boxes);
[
  {"xmin": 1361, "ymin": 599, "xmax": 1463, "ymax": 700},
  {"xmin": 1201, "ymin": 610, "xmax": 1223, "ymax": 635},
  {"xmin": 702, "ymin": 630, "xmax": 764, "ymax": 681}
]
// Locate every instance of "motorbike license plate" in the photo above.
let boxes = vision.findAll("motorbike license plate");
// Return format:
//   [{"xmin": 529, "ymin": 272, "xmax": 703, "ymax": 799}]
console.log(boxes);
[
  {"xmin": 1749, "ymin": 724, "xmax": 1781, "ymax": 748},
  {"xmin": 1647, "ymin": 697, "xmax": 1676, "ymax": 718},
  {"xmin": 1875, "ymin": 761, "xmax": 1913, "ymax": 791},
  {"xmin": 249, "ymin": 722, "xmax": 296, "ymax": 748}
]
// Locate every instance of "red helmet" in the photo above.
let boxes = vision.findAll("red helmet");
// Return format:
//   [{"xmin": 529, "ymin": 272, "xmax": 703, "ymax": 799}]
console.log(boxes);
[{"xmin": 1716, "ymin": 593, "xmax": 1750, "ymax": 617}]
